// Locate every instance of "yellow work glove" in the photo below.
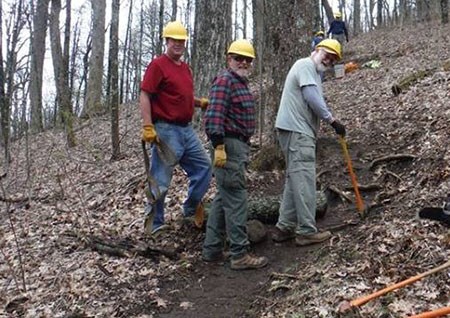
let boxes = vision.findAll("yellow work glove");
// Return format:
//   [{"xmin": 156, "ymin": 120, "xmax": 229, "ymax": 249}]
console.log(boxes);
[
  {"xmin": 141, "ymin": 124, "xmax": 158, "ymax": 143},
  {"xmin": 199, "ymin": 97, "xmax": 209, "ymax": 110},
  {"xmin": 213, "ymin": 145, "xmax": 227, "ymax": 168}
]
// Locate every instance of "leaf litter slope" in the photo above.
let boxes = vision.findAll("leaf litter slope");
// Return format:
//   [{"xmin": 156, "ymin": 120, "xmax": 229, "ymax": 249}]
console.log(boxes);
[{"xmin": 1, "ymin": 21, "xmax": 449, "ymax": 317}]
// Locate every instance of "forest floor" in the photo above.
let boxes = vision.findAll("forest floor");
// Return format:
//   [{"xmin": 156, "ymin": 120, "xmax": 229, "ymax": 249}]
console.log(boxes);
[{"xmin": 1, "ymin": 21, "xmax": 450, "ymax": 318}]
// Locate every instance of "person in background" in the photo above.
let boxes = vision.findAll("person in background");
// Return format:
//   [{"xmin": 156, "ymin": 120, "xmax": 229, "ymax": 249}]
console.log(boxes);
[
  {"xmin": 140, "ymin": 20, "xmax": 211, "ymax": 234},
  {"xmin": 202, "ymin": 39, "xmax": 268, "ymax": 270},
  {"xmin": 272, "ymin": 39, "xmax": 346, "ymax": 246},
  {"xmin": 311, "ymin": 30, "xmax": 326, "ymax": 81},
  {"xmin": 327, "ymin": 12, "xmax": 349, "ymax": 46},
  {"xmin": 311, "ymin": 30, "xmax": 325, "ymax": 52}
]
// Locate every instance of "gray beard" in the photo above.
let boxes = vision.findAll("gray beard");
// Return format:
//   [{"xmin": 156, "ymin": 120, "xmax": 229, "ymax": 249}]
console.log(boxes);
[{"xmin": 235, "ymin": 69, "xmax": 250, "ymax": 79}]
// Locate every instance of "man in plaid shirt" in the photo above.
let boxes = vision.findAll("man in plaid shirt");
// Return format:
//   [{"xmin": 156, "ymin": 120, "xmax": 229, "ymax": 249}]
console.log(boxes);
[{"xmin": 201, "ymin": 40, "xmax": 268, "ymax": 270}]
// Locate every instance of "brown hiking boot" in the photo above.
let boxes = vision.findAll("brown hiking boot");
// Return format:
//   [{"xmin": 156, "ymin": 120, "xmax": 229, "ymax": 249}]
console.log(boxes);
[
  {"xmin": 202, "ymin": 251, "xmax": 230, "ymax": 263},
  {"xmin": 230, "ymin": 253, "xmax": 268, "ymax": 270},
  {"xmin": 295, "ymin": 230, "xmax": 332, "ymax": 246},
  {"xmin": 194, "ymin": 202, "xmax": 205, "ymax": 229},
  {"xmin": 272, "ymin": 226, "xmax": 295, "ymax": 242}
]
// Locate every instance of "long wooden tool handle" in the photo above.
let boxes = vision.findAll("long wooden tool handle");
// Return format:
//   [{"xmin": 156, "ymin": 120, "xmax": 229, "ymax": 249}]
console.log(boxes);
[
  {"xmin": 350, "ymin": 260, "xmax": 450, "ymax": 307},
  {"xmin": 406, "ymin": 306, "xmax": 450, "ymax": 318},
  {"xmin": 339, "ymin": 136, "xmax": 365, "ymax": 214}
]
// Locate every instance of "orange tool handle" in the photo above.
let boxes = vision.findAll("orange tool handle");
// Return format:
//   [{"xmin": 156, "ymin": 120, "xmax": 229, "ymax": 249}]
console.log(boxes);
[
  {"xmin": 350, "ymin": 260, "xmax": 450, "ymax": 308},
  {"xmin": 406, "ymin": 306, "xmax": 450, "ymax": 318},
  {"xmin": 338, "ymin": 136, "xmax": 365, "ymax": 214}
]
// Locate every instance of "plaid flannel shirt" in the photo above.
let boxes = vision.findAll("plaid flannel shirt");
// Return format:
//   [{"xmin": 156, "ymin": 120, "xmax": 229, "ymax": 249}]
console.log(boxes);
[{"xmin": 204, "ymin": 69, "xmax": 255, "ymax": 147}]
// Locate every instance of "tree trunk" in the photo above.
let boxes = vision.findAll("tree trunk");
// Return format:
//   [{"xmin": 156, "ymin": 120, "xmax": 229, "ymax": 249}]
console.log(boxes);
[
  {"xmin": 253, "ymin": 0, "xmax": 266, "ymax": 146},
  {"xmin": 256, "ymin": 0, "xmax": 314, "ymax": 136},
  {"xmin": 4, "ymin": 0, "xmax": 27, "ymax": 163},
  {"xmin": 353, "ymin": 0, "xmax": 361, "ymax": 34},
  {"xmin": 109, "ymin": 0, "xmax": 121, "ymax": 160},
  {"xmin": 377, "ymin": 0, "xmax": 383, "ymax": 26},
  {"xmin": 442, "ymin": 0, "xmax": 449, "ymax": 24},
  {"xmin": 83, "ymin": 0, "xmax": 106, "ymax": 118},
  {"xmin": 29, "ymin": 0, "xmax": 50, "ymax": 132},
  {"xmin": 192, "ymin": 0, "xmax": 232, "ymax": 97},
  {"xmin": 322, "ymin": 0, "xmax": 334, "ymax": 23},
  {"xmin": 120, "ymin": 0, "xmax": 133, "ymax": 104},
  {"xmin": 50, "ymin": 0, "xmax": 75, "ymax": 147},
  {"xmin": 171, "ymin": 0, "xmax": 177, "ymax": 20},
  {"xmin": 157, "ymin": 0, "xmax": 164, "ymax": 56},
  {"xmin": 0, "ymin": 0, "xmax": 7, "ymax": 160}
]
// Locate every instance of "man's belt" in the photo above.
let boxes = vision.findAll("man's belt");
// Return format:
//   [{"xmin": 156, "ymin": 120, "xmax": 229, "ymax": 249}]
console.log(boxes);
[{"xmin": 154, "ymin": 119, "xmax": 190, "ymax": 127}]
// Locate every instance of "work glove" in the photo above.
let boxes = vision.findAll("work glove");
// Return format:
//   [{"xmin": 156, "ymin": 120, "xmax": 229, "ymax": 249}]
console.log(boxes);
[
  {"xmin": 142, "ymin": 124, "xmax": 158, "ymax": 143},
  {"xmin": 331, "ymin": 120, "xmax": 346, "ymax": 137},
  {"xmin": 199, "ymin": 97, "xmax": 209, "ymax": 110},
  {"xmin": 213, "ymin": 145, "xmax": 227, "ymax": 168}
]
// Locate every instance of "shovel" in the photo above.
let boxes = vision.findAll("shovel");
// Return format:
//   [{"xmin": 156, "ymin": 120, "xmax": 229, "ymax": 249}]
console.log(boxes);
[
  {"xmin": 142, "ymin": 140, "xmax": 161, "ymax": 235},
  {"xmin": 338, "ymin": 136, "xmax": 365, "ymax": 216},
  {"xmin": 155, "ymin": 138, "xmax": 177, "ymax": 167}
]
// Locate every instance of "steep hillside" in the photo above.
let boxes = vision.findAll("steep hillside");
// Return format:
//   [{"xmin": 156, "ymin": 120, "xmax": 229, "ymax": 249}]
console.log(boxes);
[{"xmin": 1, "ymin": 21, "xmax": 449, "ymax": 317}]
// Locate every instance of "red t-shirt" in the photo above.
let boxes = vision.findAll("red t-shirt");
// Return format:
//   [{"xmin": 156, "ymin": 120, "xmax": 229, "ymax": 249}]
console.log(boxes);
[{"xmin": 141, "ymin": 54, "xmax": 194, "ymax": 123}]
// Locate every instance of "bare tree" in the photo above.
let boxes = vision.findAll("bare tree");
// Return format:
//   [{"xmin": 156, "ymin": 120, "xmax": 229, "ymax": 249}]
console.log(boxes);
[
  {"xmin": 3, "ymin": 0, "xmax": 29, "ymax": 162},
  {"xmin": 120, "ymin": 0, "xmax": 133, "ymax": 104},
  {"xmin": 157, "ymin": 0, "xmax": 164, "ymax": 55},
  {"xmin": 0, "ymin": 0, "xmax": 6, "ymax": 159},
  {"xmin": 192, "ymin": 0, "xmax": 232, "ymax": 97},
  {"xmin": 254, "ymin": 0, "xmax": 315, "ymax": 134},
  {"xmin": 108, "ymin": 0, "xmax": 120, "ymax": 159},
  {"xmin": 29, "ymin": 0, "xmax": 50, "ymax": 133},
  {"xmin": 83, "ymin": 0, "xmax": 106, "ymax": 117},
  {"xmin": 441, "ymin": 0, "xmax": 448, "ymax": 23},
  {"xmin": 171, "ymin": 0, "xmax": 178, "ymax": 20},
  {"xmin": 322, "ymin": 0, "xmax": 335, "ymax": 24},
  {"xmin": 354, "ymin": 0, "xmax": 361, "ymax": 34},
  {"xmin": 49, "ymin": 0, "xmax": 75, "ymax": 146}
]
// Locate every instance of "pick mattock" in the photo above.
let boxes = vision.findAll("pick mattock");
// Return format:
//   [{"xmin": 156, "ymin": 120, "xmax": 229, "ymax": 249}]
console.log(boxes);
[
  {"xmin": 338, "ymin": 259, "xmax": 450, "ymax": 315},
  {"xmin": 338, "ymin": 136, "xmax": 365, "ymax": 216}
]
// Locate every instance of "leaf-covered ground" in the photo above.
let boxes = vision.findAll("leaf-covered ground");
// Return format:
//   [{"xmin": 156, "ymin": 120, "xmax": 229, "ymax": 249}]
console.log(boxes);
[{"xmin": 1, "ymin": 21, "xmax": 449, "ymax": 317}]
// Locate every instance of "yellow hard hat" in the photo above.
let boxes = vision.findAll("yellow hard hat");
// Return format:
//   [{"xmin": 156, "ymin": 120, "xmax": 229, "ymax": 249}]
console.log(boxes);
[
  {"xmin": 334, "ymin": 12, "xmax": 342, "ymax": 18},
  {"xmin": 316, "ymin": 39, "xmax": 342, "ymax": 60},
  {"xmin": 162, "ymin": 21, "xmax": 188, "ymax": 40},
  {"xmin": 315, "ymin": 30, "xmax": 325, "ymax": 36},
  {"xmin": 227, "ymin": 39, "xmax": 255, "ymax": 58}
]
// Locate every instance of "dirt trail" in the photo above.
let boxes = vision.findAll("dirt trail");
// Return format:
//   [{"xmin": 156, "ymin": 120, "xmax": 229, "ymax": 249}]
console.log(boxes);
[{"xmin": 155, "ymin": 214, "xmax": 357, "ymax": 317}]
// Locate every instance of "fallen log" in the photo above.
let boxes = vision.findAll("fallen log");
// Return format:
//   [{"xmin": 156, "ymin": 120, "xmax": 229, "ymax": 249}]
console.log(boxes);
[
  {"xmin": 87, "ymin": 235, "xmax": 178, "ymax": 260},
  {"xmin": 247, "ymin": 190, "xmax": 329, "ymax": 224},
  {"xmin": 391, "ymin": 68, "xmax": 436, "ymax": 96}
]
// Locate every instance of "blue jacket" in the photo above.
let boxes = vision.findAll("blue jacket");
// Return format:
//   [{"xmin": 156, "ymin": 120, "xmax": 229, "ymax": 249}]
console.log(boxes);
[
  {"xmin": 311, "ymin": 36, "xmax": 324, "ymax": 51},
  {"xmin": 327, "ymin": 20, "xmax": 348, "ymax": 39}
]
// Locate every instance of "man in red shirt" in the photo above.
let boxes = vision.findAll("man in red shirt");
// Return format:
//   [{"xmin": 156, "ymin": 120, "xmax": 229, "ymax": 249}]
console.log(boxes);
[{"xmin": 140, "ymin": 21, "xmax": 211, "ymax": 234}]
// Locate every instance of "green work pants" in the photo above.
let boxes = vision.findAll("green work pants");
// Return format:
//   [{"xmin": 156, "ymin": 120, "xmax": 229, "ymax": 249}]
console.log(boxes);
[
  {"xmin": 202, "ymin": 137, "xmax": 250, "ymax": 260},
  {"xmin": 276, "ymin": 130, "xmax": 318, "ymax": 235}
]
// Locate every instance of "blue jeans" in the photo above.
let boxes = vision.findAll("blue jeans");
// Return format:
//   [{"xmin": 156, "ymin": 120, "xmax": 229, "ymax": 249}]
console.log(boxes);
[{"xmin": 145, "ymin": 122, "xmax": 212, "ymax": 230}]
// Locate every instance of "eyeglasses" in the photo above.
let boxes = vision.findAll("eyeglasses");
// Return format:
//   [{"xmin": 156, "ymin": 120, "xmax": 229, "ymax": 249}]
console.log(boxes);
[
  {"xmin": 322, "ymin": 52, "xmax": 339, "ymax": 65},
  {"xmin": 230, "ymin": 55, "xmax": 253, "ymax": 63}
]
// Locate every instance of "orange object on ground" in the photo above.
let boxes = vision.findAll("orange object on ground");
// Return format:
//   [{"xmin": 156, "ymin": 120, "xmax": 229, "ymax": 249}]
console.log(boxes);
[
  {"xmin": 406, "ymin": 306, "xmax": 450, "ymax": 318},
  {"xmin": 350, "ymin": 260, "xmax": 450, "ymax": 308},
  {"xmin": 345, "ymin": 61, "xmax": 359, "ymax": 73},
  {"xmin": 338, "ymin": 136, "xmax": 365, "ymax": 215}
]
